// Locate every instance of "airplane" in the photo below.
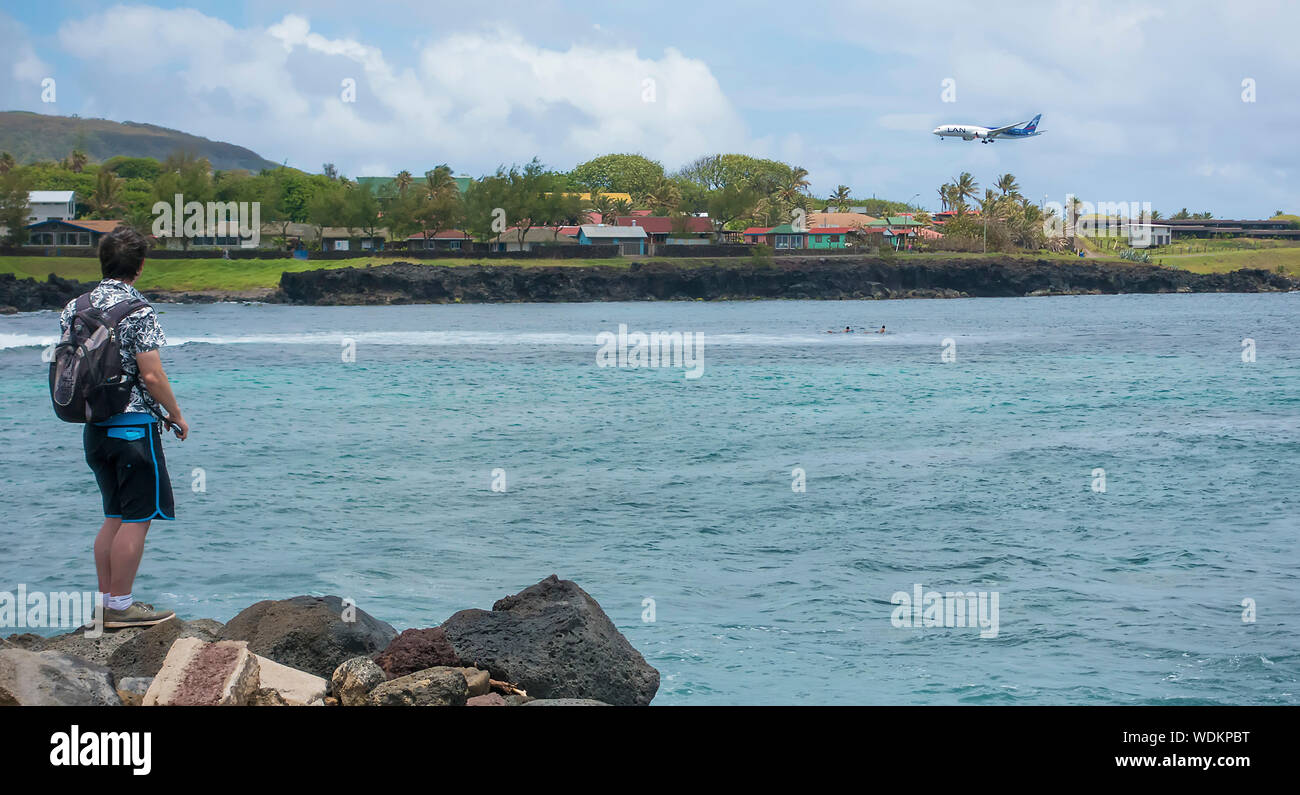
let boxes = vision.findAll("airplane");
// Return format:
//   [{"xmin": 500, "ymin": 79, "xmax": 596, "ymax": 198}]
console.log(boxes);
[{"xmin": 932, "ymin": 114, "xmax": 1043, "ymax": 143}]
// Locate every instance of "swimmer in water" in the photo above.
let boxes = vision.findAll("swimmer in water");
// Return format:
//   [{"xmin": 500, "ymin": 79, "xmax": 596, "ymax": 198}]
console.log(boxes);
[
  {"xmin": 844, "ymin": 326, "xmax": 853, "ymax": 333},
  {"xmin": 877, "ymin": 325, "xmax": 886, "ymax": 334}
]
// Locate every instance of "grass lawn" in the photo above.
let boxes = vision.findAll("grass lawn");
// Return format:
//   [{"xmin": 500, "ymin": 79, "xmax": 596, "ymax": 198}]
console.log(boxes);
[
  {"xmin": 0, "ymin": 254, "xmax": 635, "ymax": 292},
  {"xmin": 1148, "ymin": 246, "xmax": 1300, "ymax": 275}
]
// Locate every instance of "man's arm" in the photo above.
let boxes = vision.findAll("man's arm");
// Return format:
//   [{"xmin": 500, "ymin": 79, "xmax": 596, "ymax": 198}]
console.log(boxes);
[{"xmin": 136, "ymin": 350, "xmax": 189, "ymax": 440}]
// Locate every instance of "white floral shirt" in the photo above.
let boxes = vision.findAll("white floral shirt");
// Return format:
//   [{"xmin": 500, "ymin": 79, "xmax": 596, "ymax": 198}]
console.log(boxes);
[{"xmin": 59, "ymin": 279, "xmax": 167, "ymax": 416}]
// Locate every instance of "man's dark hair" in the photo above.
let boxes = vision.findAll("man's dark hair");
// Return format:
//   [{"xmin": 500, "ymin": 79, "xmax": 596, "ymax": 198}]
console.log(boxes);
[{"xmin": 99, "ymin": 226, "xmax": 149, "ymax": 280}]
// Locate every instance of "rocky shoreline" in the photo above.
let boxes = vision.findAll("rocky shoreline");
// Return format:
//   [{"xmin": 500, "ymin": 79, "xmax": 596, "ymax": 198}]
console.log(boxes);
[
  {"xmin": 274, "ymin": 257, "xmax": 1296, "ymax": 304},
  {"xmin": 2, "ymin": 257, "xmax": 1295, "ymax": 312},
  {"xmin": 0, "ymin": 575, "xmax": 658, "ymax": 706}
]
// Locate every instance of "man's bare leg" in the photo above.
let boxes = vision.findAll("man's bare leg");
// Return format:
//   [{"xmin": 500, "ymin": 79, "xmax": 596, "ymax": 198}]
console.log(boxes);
[
  {"xmin": 101, "ymin": 519, "xmax": 174, "ymax": 627},
  {"xmin": 94, "ymin": 517, "xmax": 122, "ymax": 596},
  {"xmin": 107, "ymin": 520, "xmax": 151, "ymax": 597}
]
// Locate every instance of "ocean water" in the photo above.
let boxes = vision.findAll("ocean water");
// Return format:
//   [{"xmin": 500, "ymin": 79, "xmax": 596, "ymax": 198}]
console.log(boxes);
[{"xmin": 1, "ymin": 293, "xmax": 1297, "ymax": 705}]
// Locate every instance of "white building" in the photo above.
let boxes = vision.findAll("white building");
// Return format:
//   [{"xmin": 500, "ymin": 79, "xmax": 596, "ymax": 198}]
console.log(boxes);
[
  {"xmin": 28, "ymin": 191, "xmax": 76, "ymax": 224},
  {"xmin": 1123, "ymin": 223, "xmax": 1172, "ymax": 248}
]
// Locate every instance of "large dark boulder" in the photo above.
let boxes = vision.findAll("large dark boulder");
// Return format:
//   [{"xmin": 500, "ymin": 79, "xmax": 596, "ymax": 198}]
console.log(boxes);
[
  {"xmin": 107, "ymin": 618, "xmax": 223, "ymax": 680},
  {"xmin": 219, "ymin": 596, "xmax": 396, "ymax": 679},
  {"xmin": 440, "ymin": 575, "xmax": 659, "ymax": 706},
  {"xmin": 372, "ymin": 627, "xmax": 461, "ymax": 679},
  {"xmin": 0, "ymin": 273, "xmax": 93, "ymax": 312}
]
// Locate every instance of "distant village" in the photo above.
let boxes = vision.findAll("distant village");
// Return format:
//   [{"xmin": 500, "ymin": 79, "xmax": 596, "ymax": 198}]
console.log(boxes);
[
  {"xmin": 16, "ymin": 185, "xmax": 948, "ymax": 256},
  {"xmin": 4, "ymin": 151, "xmax": 1298, "ymax": 259}
]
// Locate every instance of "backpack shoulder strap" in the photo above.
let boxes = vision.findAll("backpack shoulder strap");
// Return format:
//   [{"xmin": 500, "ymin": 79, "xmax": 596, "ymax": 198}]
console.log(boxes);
[
  {"xmin": 103, "ymin": 298, "xmax": 151, "ymax": 327},
  {"xmin": 74, "ymin": 292, "xmax": 93, "ymax": 314}
]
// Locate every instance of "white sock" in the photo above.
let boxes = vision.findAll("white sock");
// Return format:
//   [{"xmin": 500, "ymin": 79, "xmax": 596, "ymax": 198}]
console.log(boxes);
[{"xmin": 108, "ymin": 593, "xmax": 134, "ymax": 611}]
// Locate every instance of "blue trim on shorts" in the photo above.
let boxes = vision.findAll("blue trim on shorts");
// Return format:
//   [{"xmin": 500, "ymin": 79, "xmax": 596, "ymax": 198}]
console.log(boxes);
[{"xmin": 145, "ymin": 425, "xmax": 174, "ymax": 521}]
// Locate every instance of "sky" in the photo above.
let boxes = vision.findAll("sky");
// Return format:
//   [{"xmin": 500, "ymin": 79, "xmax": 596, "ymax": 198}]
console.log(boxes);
[{"xmin": 1, "ymin": 0, "xmax": 1297, "ymax": 217}]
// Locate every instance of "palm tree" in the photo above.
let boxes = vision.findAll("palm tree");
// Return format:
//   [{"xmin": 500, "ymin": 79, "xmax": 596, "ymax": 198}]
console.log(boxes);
[
  {"xmin": 778, "ymin": 166, "xmax": 811, "ymax": 205},
  {"xmin": 995, "ymin": 173, "xmax": 1020, "ymax": 197},
  {"xmin": 423, "ymin": 166, "xmax": 456, "ymax": 200},
  {"xmin": 830, "ymin": 185, "xmax": 852, "ymax": 212},
  {"xmin": 644, "ymin": 178, "xmax": 681, "ymax": 214},
  {"xmin": 937, "ymin": 184, "xmax": 950, "ymax": 212},
  {"xmin": 68, "ymin": 150, "xmax": 89, "ymax": 173},
  {"xmin": 943, "ymin": 184, "xmax": 963, "ymax": 214},
  {"xmin": 1068, "ymin": 196, "xmax": 1084, "ymax": 236},
  {"xmin": 952, "ymin": 172, "xmax": 979, "ymax": 205},
  {"xmin": 0, "ymin": 152, "xmax": 13, "ymax": 175},
  {"xmin": 590, "ymin": 193, "xmax": 616, "ymax": 224},
  {"xmin": 88, "ymin": 168, "xmax": 126, "ymax": 218},
  {"xmin": 394, "ymin": 170, "xmax": 413, "ymax": 196}
]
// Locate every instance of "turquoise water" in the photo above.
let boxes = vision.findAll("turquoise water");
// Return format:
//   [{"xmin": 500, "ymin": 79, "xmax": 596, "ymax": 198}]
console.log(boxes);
[{"xmin": 2, "ymin": 293, "xmax": 1297, "ymax": 705}]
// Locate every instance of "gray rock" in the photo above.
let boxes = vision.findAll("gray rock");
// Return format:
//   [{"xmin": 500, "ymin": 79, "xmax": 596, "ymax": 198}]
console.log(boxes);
[
  {"xmin": 330, "ymin": 656, "xmax": 387, "ymax": 706},
  {"xmin": 107, "ymin": 618, "xmax": 222, "ymax": 680},
  {"xmin": 118, "ymin": 676, "xmax": 153, "ymax": 695},
  {"xmin": 219, "ymin": 596, "xmax": 396, "ymax": 680},
  {"xmin": 38, "ymin": 625, "xmax": 147, "ymax": 666},
  {"xmin": 0, "ymin": 648, "xmax": 120, "ymax": 706},
  {"xmin": 521, "ymin": 698, "xmax": 611, "ymax": 706},
  {"xmin": 116, "ymin": 676, "xmax": 153, "ymax": 706},
  {"xmin": 440, "ymin": 575, "xmax": 659, "ymax": 706},
  {"xmin": 4, "ymin": 633, "xmax": 45, "ymax": 650},
  {"xmin": 367, "ymin": 666, "xmax": 467, "ymax": 706}
]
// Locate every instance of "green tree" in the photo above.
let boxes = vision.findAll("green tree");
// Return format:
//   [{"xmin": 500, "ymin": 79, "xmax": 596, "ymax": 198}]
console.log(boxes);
[
  {"xmin": 67, "ymin": 149, "xmax": 89, "ymax": 173},
  {"xmin": 88, "ymin": 168, "xmax": 126, "ymax": 218},
  {"xmin": 394, "ymin": 170, "xmax": 414, "ymax": 196},
  {"xmin": 995, "ymin": 173, "xmax": 1020, "ymax": 197},
  {"xmin": 829, "ymin": 185, "xmax": 852, "ymax": 211},
  {"xmin": 706, "ymin": 183, "xmax": 760, "ymax": 237},
  {"xmin": 569, "ymin": 153, "xmax": 665, "ymax": 200},
  {"xmin": 643, "ymin": 177, "xmax": 681, "ymax": 215},
  {"xmin": 951, "ymin": 172, "xmax": 979, "ymax": 205},
  {"xmin": 0, "ymin": 169, "xmax": 32, "ymax": 245}
]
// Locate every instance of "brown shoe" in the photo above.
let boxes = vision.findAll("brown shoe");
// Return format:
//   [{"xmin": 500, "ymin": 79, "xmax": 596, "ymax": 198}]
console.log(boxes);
[{"xmin": 103, "ymin": 602, "xmax": 176, "ymax": 629}]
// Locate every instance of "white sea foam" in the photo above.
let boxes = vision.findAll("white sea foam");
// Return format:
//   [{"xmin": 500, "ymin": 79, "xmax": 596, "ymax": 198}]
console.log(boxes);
[{"xmin": 1, "ymin": 329, "xmax": 989, "ymax": 350}]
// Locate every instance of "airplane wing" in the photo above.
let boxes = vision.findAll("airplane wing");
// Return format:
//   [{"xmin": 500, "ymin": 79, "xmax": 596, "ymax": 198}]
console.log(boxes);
[{"xmin": 985, "ymin": 120, "xmax": 1030, "ymax": 138}]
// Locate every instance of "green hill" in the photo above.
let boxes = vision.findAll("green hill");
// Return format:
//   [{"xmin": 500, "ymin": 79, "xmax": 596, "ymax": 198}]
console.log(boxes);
[{"xmin": 0, "ymin": 111, "xmax": 279, "ymax": 172}]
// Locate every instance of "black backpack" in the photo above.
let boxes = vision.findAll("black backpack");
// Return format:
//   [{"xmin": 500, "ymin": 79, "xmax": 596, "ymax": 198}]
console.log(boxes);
[{"xmin": 49, "ymin": 293, "xmax": 151, "ymax": 424}]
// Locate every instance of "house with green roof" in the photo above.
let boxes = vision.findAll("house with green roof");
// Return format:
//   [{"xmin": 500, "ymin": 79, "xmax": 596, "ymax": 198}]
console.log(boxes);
[{"xmin": 765, "ymin": 222, "xmax": 807, "ymax": 249}]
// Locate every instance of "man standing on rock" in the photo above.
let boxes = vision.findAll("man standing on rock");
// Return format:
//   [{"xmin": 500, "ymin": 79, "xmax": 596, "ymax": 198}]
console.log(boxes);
[{"xmin": 59, "ymin": 226, "xmax": 189, "ymax": 629}]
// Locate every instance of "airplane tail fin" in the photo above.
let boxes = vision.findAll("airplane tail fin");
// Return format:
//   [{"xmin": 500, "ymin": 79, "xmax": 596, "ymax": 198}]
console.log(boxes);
[{"xmin": 1023, "ymin": 114, "xmax": 1041, "ymax": 133}]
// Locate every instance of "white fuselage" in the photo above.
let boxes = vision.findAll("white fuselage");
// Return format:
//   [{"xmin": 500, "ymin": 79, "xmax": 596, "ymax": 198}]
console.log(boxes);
[
  {"xmin": 932, "ymin": 123, "xmax": 1040, "ymax": 142},
  {"xmin": 933, "ymin": 124, "xmax": 995, "ymax": 140}
]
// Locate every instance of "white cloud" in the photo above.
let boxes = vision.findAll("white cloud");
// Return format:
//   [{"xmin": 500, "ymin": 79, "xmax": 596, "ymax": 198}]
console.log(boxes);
[
  {"xmin": 0, "ymin": 13, "xmax": 52, "ymax": 109},
  {"xmin": 54, "ymin": 6, "xmax": 750, "ymax": 176}
]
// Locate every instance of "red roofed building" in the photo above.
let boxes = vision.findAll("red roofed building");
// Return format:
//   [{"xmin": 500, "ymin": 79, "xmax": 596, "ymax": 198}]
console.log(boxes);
[
  {"xmin": 614, "ymin": 215, "xmax": 715, "ymax": 248},
  {"xmin": 407, "ymin": 229, "xmax": 473, "ymax": 250}
]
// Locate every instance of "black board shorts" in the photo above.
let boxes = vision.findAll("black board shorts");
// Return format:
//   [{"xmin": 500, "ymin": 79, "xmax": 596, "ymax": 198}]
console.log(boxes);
[{"xmin": 84, "ymin": 422, "xmax": 176, "ymax": 523}]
